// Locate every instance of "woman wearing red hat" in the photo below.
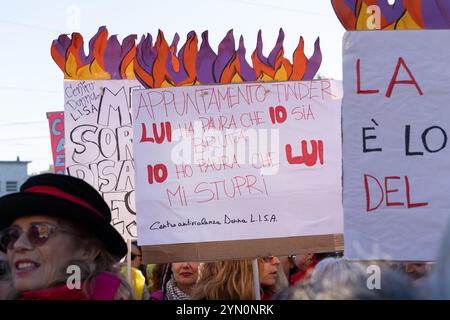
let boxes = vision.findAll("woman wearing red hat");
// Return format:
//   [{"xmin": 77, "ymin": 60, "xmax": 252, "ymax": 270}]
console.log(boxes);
[{"xmin": 0, "ymin": 173, "xmax": 132, "ymax": 300}]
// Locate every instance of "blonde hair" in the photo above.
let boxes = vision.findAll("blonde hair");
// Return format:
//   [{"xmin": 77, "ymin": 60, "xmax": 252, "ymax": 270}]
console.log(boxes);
[
  {"xmin": 192, "ymin": 260, "xmax": 255, "ymax": 300},
  {"xmin": 50, "ymin": 218, "xmax": 133, "ymax": 299}
]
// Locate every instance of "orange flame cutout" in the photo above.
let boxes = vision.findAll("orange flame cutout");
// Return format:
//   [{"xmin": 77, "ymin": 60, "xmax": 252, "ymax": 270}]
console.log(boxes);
[
  {"xmin": 166, "ymin": 31, "xmax": 198, "ymax": 86},
  {"xmin": 52, "ymin": 27, "xmax": 322, "ymax": 87},
  {"xmin": 169, "ymin": 34, "xmax": 180, "ymax": 73},
  {"xmin": 152, "ymin": 30, "xmax": 170, "ymax": 88},
  {"xmin": 51, "ymin": 26, "xmax": 137, "ymax": 80},
  {"xmin": 290, "ymin": 37, "xmax": 307, "ymax": 81},
  {"xmin": 252, "ymin": 29, "xmax": 320, "ymax": 82}
]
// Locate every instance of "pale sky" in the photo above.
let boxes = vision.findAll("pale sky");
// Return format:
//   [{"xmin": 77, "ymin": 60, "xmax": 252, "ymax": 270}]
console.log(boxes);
[{"xmin": 0, "ymin": 0, "xmax": 345, "ymax": 174}]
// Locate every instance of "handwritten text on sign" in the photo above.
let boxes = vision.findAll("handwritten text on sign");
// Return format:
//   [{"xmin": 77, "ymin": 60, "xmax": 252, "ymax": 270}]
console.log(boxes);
[
  {"xmin": 133, "ymin": 80, "xmax": 343, "ymax": 246},
  {"xmin": 64, "ymin": 80, "xmax": 142, "ymax": 239},
  {"xmin": 343, "ymin": 30, "xmax": 450, "ymax": 261}
]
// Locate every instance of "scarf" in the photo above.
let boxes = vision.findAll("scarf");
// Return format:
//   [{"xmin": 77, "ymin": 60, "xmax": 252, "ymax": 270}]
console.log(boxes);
[
  {"xmin": 20, "ymin": 272, "xmax": 122, "ymax": 300},
  {"xmin": 21, "ymin": 284, "xmax": 88, "ymax": 300},
  {"xmin": 164, "ymin": 278, "xmax": 191, "ymax": 300}
]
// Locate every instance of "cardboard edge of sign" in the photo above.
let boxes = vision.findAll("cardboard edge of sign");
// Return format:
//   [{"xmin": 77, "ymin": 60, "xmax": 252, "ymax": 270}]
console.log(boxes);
[{"xmin": 141, "ymin": 234, "xmax": 344, "ymax": 264}]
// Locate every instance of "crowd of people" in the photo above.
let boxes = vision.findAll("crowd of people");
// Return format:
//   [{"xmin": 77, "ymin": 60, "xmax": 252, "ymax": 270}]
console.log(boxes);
[{"xmin": 0, "ymin": 173, "xmax": 449, "ymax": 300}]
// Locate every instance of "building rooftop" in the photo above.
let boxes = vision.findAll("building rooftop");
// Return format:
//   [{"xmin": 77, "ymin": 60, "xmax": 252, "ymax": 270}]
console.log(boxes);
[{"xmin": 0, "ymin": 156, "xmax": 30, "ymax": 164}]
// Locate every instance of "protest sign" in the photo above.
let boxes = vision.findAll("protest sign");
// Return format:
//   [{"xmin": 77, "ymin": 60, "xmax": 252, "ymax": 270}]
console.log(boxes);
[
  {"xmin": 64, "ymin": 80, "xmax": 142, "ymax": 239},
  {"xmin": 343, "ymin": 30, "xmax": 450, "ymax": 261},
  {"xmin": 46, "ymin": 111, "xmax": 65, "ymax": 174},
  {"xmin": 133, "ymin": 80, "xmax": 343, "ymax": 262},
  {"xmin": 52, "ymin": 27, "xmax": 338, "ymax": 259},
  {"xmin": 52, "ymin": 26, "xmax": 140, "ymax": 240}
]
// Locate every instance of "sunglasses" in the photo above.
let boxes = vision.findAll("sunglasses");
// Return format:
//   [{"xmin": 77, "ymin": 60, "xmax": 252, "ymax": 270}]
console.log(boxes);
[
  {"xmin": 0, "ymin": 222, "xmax": 67, "ymax": 251},
  {"xmin": 261, "ymin": 256, "xmax": 277, "ymax": 263}
]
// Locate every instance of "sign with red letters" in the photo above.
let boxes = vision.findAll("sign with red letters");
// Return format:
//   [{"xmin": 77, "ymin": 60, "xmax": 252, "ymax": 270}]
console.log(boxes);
[
  {"xmin": 133, "ymin": 80, "xmax": 343, "ymax": 258},
  {"xmin": 343, "ymin": 30, "xmax": 450, "ymax": 261}
]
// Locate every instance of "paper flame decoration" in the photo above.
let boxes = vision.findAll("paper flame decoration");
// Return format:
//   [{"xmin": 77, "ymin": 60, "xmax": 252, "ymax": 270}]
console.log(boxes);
[
  {"xmin": 332, "ymin": 0, "xmax": 450, "ymax": 30},
  {"xmin": 51, "ymin": 27, "xmax": 322, "ymax": 88},
  {"xmin": 51, "ymin": 26, "xmax": 137, "ymax": 80}
]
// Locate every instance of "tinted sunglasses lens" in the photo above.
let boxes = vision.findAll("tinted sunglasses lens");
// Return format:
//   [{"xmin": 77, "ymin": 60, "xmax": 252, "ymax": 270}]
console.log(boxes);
[
  {"xmin": 0, "ymin": 228, "xmax": 20, "ymax": 250},
  {"xmin": 28, "ymin": 224, "xmax": 51, "ymax": 246}
]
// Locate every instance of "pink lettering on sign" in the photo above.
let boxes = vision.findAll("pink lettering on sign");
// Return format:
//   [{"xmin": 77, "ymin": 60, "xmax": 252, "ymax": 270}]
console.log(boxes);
[{"xmin": 46, "ymin": 112, "xmax": 65, "ymax": 174}]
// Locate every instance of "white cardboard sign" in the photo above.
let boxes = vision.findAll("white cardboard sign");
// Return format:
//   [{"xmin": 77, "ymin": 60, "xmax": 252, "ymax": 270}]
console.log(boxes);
[
  {"xmin": 343, "ymin": 30, "xmax": 450, "ymax": 261},
  {"xmin": 133, "ymin": 80, "xmax": 343, "ymax": 246},
  {"xmin": 64, "ymin": 80, "xmax": 142, "ymax": 239}
]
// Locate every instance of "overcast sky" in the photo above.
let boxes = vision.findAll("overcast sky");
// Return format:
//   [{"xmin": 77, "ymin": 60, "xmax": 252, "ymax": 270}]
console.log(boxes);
[{"xmin": 0, "ymin": 0, "xmax": 345, "ymax": 174}]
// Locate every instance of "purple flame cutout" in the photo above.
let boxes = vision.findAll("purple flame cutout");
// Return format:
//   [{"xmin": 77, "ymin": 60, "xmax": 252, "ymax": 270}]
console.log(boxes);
[
  {"xmin": 303, "ymin": 37, "xmax": 322, "ymax": 80},
  {"xmin": 214, "ymin": 29, "xmax": 235, "ymax": 82},
  {"xmin": 237, "ymin": 36, "xmax": 256, "ymax": 81},
  {"xmin": 196, "ymin": 31, "xmax": 217, "ymax": 84}
]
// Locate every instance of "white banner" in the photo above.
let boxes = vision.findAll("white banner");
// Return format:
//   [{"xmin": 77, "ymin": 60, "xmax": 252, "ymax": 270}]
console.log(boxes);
[
  {"xmin": 343, "ymin": 30, "xmax": 450, "ymax": 261},
  {"xmin": 133, "ymin": 80, "xmax": 343, "ymax": 246},
  {"xmin": 64, "ymin": 80, "xmax": 142, "ymax": 239}
]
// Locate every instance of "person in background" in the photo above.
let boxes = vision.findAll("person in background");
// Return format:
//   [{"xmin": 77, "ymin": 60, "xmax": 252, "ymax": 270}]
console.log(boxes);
[
  {"xmin": 309, "ymin": 257, "xmax": 367, "ymax": 292},
  {"xmin": 146, "ymin": 263, "xmax": 165, "ymax": 293},
  {"xmin": 276, "ymin": 257, "xmax": 417, "ymax": 300},
  {"xmin": 151, "ymin": 262, "xmax": 200, "ymax": 300},
  {"xmin": 130, "ymin": 241, "xmax": 148, "ymax": 283},
  {"xmin": 193, "ymin": 257, "xmax": 282, "ymax": 300},
  {"xmin": 258, "ymin": 256, "xmax": 281, "ymax": 299},
  {"xmin": 289, "ymin": 253, "xmax": 317, "ymax": 284},
  {"xmin": 0, "ymin": 252, "xmax": 16, "ymax": 299},
  {"xmin": 287, "ymin": 255, "xmax": 300, "ymax": 281},
  {"xmin": 403, "ymin": 262, "xmax": 432, "ymax": 281},
  {"xmin": 278, "ymin": 255, "xmax": 299, "ymax": 285},
  {"xmin": 0, "ymin": 173, "xmax": 132, "ymax": 300},
  {"xmin": 425, "ymin": 218, "xmax": 450, "ymax": 299},
  {"xmin": 192, "ymin": 260, "xmax": 255, "ymax": 300},
  {"xmin": 120, "ymin": 241, "xmax": 150, "ymax": 300},
  {"xmin": 274, "ymin": 261, "xmax": 290, "ymax": 293},
  {"xmin": 290, "ymin": 252, "xmax": 342, "ymax": 285}
]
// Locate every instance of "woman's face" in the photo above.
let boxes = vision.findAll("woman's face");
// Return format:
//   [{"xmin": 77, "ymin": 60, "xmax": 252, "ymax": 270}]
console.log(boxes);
[
  {"xmin": 131, "ymin": 245, "xmax": 142, "ymax": 268},
  {"xmin": 259, "ymin": 256, "xmax": 280, "ymax": 287},
  {"xmin": 5, "ymin": 215, "xmax": 87, "ymax": 292},
  {"xmin": 171, "ymin": 262, "xmax": 199, "ymax": 287},
  {"xmin": 295, "ymin": 253, "xmax": 315, "ymax": 270}
]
